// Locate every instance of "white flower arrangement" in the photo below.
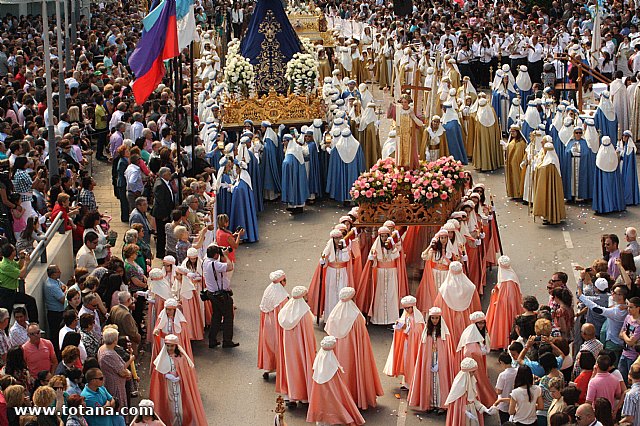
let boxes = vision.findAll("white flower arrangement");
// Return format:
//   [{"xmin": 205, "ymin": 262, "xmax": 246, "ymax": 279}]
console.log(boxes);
[
  {"xmin": 299, "ymin": 37, "xmax": 316, "ymax": 56},
  {"xmin": 286, "ymin": 4, "xmax": 311, "ymax": 14},
  {"xmin": 285, "ymin": 51, "xmax": 319, "ymax": 95},
  {"xmin": 223, "ymin": 39, "xmax": 255, "ymax": 99}
]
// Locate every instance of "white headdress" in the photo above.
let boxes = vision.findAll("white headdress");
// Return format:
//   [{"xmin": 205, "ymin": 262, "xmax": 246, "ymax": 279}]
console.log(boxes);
[
  {"xmin": 260, "ymin": 272, "xmax": 289, "ymax": 313},
  {"xmin": 497, "ymin": 255, "xmax": 520, "ymax": 286},
  {"xmin": 312, "ymin": 336, "xmax": 342, "ymax": 384},
  {"xmin": 324, "ymin": 287, "xmax": 361, "ymax": 338},
  {"xmin": 596, "ymin": 136, "xmax": 618, "ymax": 172},
  {"xmin": 439, "ymin": 261, "xmax": 476, "ymax": 312},
  {"xmin": 156, "ymin": 299, "xmax": 187, "ymax": 334},
  {"xmin": 277, "ymin": 286, "xmax": 311, "ymax": 330},
  {"xmin": 153, "ymin": 334, "xmax": 194, "ymax": 374},
  {"xmin": 335, "ymin": 128, "xmax": 361, "ymax": 163},
  {"xmin": 444, "ymin": 357, "xmax": 479, "ymax": 406}
]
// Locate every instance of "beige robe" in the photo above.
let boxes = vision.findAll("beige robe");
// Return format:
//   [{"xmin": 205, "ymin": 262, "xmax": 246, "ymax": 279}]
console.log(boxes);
[
  {"xmin": 360, "ymin": 122, "xmax": 381, "ymax": 169},
  {"xmin": 472, "ymin": 111, "xmax": 504, "ymax": 171},
  {"xmin": 533, "ymin": 164, "xmax": 566, "ymax": 224},
  {"xmin": 505, "ymin": 136, "xmax": 527, "ymax": 198}
]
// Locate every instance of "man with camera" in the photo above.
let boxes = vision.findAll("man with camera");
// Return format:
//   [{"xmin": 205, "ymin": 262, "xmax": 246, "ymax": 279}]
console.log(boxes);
[{"xmin": 203, "ymin": 243, "xmax": 237, "ymax": 348}]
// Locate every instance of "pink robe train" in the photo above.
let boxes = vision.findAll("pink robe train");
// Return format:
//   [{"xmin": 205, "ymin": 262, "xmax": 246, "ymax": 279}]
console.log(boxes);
[
  {"xmin": 306, "ymin": 369, "xmax": 366, "ymax": 425},
  {"xmin": 149, "ymin": 354, "xmax": 208, "ymax": 425},
  {"xmin": 278, "ymin": 312, "xmax": 317, "ymax": 401},
  {"xmin": 257, "ymin": 299, "xmax": 287, "ymax": 372},
  {"xmin": 408, "ymin": 333, "xmax": 453, "ymax": 411},
  {"xmin": 433, "ymin": 292, "xmax": 481, "ymax": 383},
  {"xmin": 486, "ymin": 280, "xmax": 523, "ymax": 350},
  {"xmin": 334, "ymin": 314, "xmax": 384, "ymax": 409},
  {"xmin": 463, "ymin": 343, "xmax": 497, "ymax": 407},
  {"xmin": 384, "ymin": 315, "xmax": 424, "ymax": 388},
  {"xmin": 416, "ymin": 259, "xmax": 449, "ymax": 314},
  {"xmin": 181, "ymin": 291, "xmax": 205, "ymax": 341},
  {"xmin": 445, "ymin": 395, "xmax": 485, "ymax": 426}
]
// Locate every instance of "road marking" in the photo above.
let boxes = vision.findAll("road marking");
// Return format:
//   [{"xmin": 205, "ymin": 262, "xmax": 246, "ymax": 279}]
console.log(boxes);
[
  {"xmin": 397, "ymin": 400, "xmax": 407, "ymax": 426},
  {"xmin": 563, "ymin": 231, "xmax": 574, "ymax": 249}
]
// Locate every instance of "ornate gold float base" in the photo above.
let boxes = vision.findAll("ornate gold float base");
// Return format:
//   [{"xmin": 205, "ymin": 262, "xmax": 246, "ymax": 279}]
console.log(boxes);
[
  {"xmin": 221, "ymin": 90, "xmax": 323, "ymax": 129},
  {"xmin": 355, "ymin": 192, "xmax": 462, "ymax": 227},
  {"xmin": 289, "ymin": 12, "xmax": 335, "ymax": 47}
]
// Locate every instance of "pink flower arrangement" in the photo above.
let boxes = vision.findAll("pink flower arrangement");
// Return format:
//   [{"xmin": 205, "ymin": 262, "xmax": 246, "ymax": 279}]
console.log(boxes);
[{"xmin": 350, "ymin": 156, "xmax": 466, "ymax": 205}]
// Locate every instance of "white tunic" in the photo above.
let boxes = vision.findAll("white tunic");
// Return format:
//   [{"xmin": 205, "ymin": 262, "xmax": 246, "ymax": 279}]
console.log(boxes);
[{"xmin": 368, "ymin": 238, "xmax": 400, "ymax": 325}]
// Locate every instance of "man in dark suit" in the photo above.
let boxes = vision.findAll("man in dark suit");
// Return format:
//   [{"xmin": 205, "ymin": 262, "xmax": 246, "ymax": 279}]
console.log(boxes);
[{"xmin": 151, "ymin": 167, "xmax": 176, "ymax": 258}]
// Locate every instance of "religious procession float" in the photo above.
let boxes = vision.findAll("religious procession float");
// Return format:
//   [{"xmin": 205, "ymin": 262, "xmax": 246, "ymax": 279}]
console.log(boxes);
[
  {"xmin": 220, "ymin": 0, "xmax": 325, "ymax": 128},
  {"xmin": 351, "ymin": 156, "xmax": 466, "ymax": 227}
]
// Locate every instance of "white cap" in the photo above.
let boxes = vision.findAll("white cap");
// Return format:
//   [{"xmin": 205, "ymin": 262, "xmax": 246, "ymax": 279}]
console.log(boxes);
[
  {"xmin": 320, "ymin": 335, "xmax": 337, "ymax": 349},
  {"xmin": 330, "ymin": 229, "xmax": 342, "ymax": 238},
  {"xmin": 339, "ymin": 287, "xmax": 356, "ymax": 301},
  {"xmin": 461, "ymin": 357, "xmax": 478, "ymax": 371},
  {"xmin": 470, "ymin": 311, "xmax": 486, "ymax": 322},
  {"xmin": 149, "ymin": 268, "xmax": 164, "ymax": 280},
  {"xmin": 187, "ymin": 247, "xmax": 199, "ymax": 258},
  {"xmin": 400, "ymin": 295, "xmax": 417, "ymax": 307},
  {"xmin": 165, "ymin": 298, "xmax": 179, "ymax": 308},
  {"xmin": 498, "ymin": 255, "xmax": 511, "ymax": 267},
  {"xmin": 594, "ymin": 277, "xmax": 609, "ymax": 291},
  {"xmin": 428, "ymin": 306, "xmax": 443, "ymax": 316},
  {"xmin": 269, "ymin": 270, "xmax": 286, "ymax": 283},
  {"xmin": 291, "ymin": 286, "xmax": 308, "ymax": 298}
]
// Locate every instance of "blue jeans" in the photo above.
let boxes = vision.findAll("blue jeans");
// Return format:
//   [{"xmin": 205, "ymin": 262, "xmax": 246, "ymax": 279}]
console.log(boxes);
[{"xmin": 619, "ymin": 354, "xmax": 635, "ymax": 386}]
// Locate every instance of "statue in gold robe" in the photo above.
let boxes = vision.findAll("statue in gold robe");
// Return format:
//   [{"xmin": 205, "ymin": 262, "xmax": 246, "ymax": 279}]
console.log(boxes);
[{"xmin": 395, "ymin": 94, "xmax": 424, "ymax": 168}]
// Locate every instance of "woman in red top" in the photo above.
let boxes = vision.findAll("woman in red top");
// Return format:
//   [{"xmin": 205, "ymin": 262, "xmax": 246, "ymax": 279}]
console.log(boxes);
[
  {"xmin": 50, "ymin": 192, "xmax": 80, "ymax": 231},
  {"xmin": 214, "ymin": 214, "xmax": 243, "ymax": 265},
  {"xmin": 551, "ymin": 287, "xmax": 575, "ymax": 342},
  {"xmin": 574, "ymin": 350, "xmax": 596, "ymax": 404}
]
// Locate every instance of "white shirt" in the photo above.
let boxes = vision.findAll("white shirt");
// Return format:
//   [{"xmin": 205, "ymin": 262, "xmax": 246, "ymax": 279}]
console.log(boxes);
[
  {"xmin": 109, "ymin": 110, "xmax": 125, "ymax": 133},
  {"xmin": 510, "ymin": 385, "xmax": 542, "ymax": 423},
  {"xmin": 527, "ymin": 42, "xmax": 543, "ymax": 62},
  {"xmin": 9, "ymin": 321, "xmax": 28, "ymax": 347},
  {"xmin": 633, "ymin": 53, "xmax": 640, "ymax": 74},
  {"xmin": 496, "ymin": 367, "xmax": 518, "ymax": 412},
  {"xmin": 130, "ymin": 121, "xmax": 144, "ymax": 142},
  {"xmin": 203, "ymin": 257, "xmax": 230, "ymax": 292},
  {"xmin": 231, "ymin": 9, "xmax": 244, "ymax": 24}
]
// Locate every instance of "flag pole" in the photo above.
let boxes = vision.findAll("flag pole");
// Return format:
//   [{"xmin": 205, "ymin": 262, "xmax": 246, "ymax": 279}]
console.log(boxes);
[
  {"xmin": 43, "ymin": 0, "xmax": 59, "ymax": 184},
  {"xmin": 55, "ymin": 0, "xmax": 67, "ymax": 114},
  {"xmin": 174, "ymin": 54, "xmax": 183, "ymax": 204},
  {"xmin": 190, "ymin": 41, "xmax": 196, "ymax": 171}
]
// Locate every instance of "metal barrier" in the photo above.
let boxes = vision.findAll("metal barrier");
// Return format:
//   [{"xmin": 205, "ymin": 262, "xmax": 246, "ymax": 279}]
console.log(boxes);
[{"xmin": 19, "ymin": 211, "xmax": 65, "ymax": 293}]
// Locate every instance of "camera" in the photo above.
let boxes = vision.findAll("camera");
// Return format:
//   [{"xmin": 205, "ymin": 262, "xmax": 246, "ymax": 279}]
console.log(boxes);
[{"xmin": 234, "ymin": 226, "xmax": 244, "ymax": 234}]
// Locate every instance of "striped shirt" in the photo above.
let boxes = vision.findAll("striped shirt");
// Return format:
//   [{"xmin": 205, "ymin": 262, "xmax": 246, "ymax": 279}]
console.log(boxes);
[{"xmin": 622, "ymin": 382, "xmax": 640, "ymax": 426}]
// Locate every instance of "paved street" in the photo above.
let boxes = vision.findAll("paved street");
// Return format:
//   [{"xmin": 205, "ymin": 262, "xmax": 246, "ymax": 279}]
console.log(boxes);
[{"xmin": 89, "ymin": 85, "xmax": 640, "ymax": 425}]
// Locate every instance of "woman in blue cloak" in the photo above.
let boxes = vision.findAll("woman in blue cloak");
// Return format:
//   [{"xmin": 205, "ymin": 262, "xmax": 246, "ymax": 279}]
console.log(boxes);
[
  {"xmin": 302, "ymin": 127, "xmax": 322, "ymax": 201},
  {"xmin": 491, "ymin": 71, "xmax": 517, "ymax": 134},
  {"xmin": 618, "ymin": 130, "xmax": 640, "ymax": 206},
  {"xmin": 216, "ymin": 156, "xmax": 235, "ymax": 217},
  {"xmin": 281, "ymin": 134, "xmax": 309, "ymax": 214},
  {"xmin": 237, "ymin": 135, "xmax": 264, "ymax": 213},
  {"xmin": 593, "ymin": 91, "xmax": 618, "ymax": 147},
  {"xmin": 229, "ymin": 160, "xmax": 259, "ymax": 243},
  {"xmin": 441, "ymin": 102, "xmax": 468, "ymax": 164},
  {"xmin": 554, "ymin": 117, "xmax": 575, "ymax": 200},
  {"xmin": 261, "ymin": 121, "xmax": 282, "ymax": 201},
  {"xmin": 593, "ymin": 136, "xmax": 625, "ymax": 214},
  {"xmin": 326, "ymin": 128, "xmax": 365, "ymax": 202}
]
